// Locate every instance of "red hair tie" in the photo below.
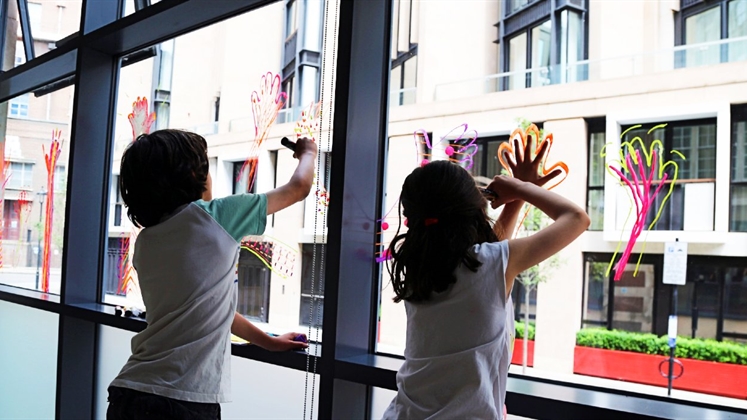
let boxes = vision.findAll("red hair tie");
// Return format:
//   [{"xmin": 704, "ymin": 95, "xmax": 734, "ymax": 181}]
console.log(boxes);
[{"xmin": 424, "ymin": 218, "xmax": 439, "ymax": 226}]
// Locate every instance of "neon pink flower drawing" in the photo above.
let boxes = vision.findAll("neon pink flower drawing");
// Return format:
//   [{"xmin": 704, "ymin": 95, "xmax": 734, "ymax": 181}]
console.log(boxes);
[{"xmin": 604, "ymin": 124, "xmax": 685, "ymax": 281}]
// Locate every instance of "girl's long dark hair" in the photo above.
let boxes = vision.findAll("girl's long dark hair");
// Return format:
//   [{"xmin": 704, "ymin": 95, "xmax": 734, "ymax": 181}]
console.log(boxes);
[{"xmin": 387, "ymin": 161, "xmax": 498, "ymax": 303}]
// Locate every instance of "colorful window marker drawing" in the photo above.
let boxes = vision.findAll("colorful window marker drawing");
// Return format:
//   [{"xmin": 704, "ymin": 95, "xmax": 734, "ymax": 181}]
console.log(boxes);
[
  {"xmin": 602, "ymin": 124, "xmax": 685, "ymax": 281},
  {"xmin": 237, "ymin": 72, "xmax": 287, "ymax": 193}
]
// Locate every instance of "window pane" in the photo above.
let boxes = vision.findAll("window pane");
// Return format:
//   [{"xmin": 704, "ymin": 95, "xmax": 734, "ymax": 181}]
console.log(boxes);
[
  {"xmin": 587, "ymin": 189, "xmax": 604, "ymax": 230},
  {"xmin": 509, "ymin": 0, "xmax": 531, "ymax": 14},
  {"xmin": 0, "ymin": 87, "xmax": 73, "ymax": 294},
  {"xmin": 672, "ymin": 124, "xmax": 717, "ymax": 180},
  {"xmin": 95, "ymin": 325, "xmax": 319, "ymax": 419},
  {"xmin": 508, "ymin": 33, "xmax": 527, "ymax": 90},
  {"xmin": 588, "ymin": 132, "xmax": 606, "ymax": 187},
  {"xmin": 730, "ymin": 0, "xmax": 747, "ymax": 38},
  {"xmin": 560, "ymin": 10, "xmax": 585, "ymax": 83},
  {"xmin": 530, "ymin": 20, "xmax": 552, "ymax": 87},
  {"xmin": 402, "ymin": 56, "xmax": 417, "ymax": 105},
  {"xmin": 1, "ymin": 1, "xmax": 82, "ymax": 69},
  {"xmin": 731, "ymin": 184, "xmax": 747, "ymax": 231},
  {"xmin": 583, "ymin": 261, "xmax": 608, "ymax": 326},
  {"xmin": 733, "ymin": 120, "xmax": 747, "ymax": 182},
  {"xmin": 104, "ymin": 2, "xmax": 336, "ymax": 345},
  {"xmin": 729, "ymin": 0, "xmax": 747, "ymax": 61},
  {"xmin": 685, "ymin": 7, "xmax": 722, "ymax": 66},
  {"xmin": 377, "ymin": 1, "xmax": 747, "ymax": 409},
  {"xmin": 0, "ymin": 301, "xmax": 58, "ymax": 418},
  {"xmin": 724, "ymin": 267, "xmax": 747, "ymax": 342}
]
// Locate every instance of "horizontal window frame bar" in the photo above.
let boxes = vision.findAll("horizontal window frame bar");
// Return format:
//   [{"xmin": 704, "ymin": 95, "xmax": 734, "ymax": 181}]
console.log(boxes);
[
  {"xmin": 0, "ymin": 49, "xmax": 77, "ymax": 103},
  {"xmin": 86, "ymin": 0, "xmax": 277, "ymax": 58}
]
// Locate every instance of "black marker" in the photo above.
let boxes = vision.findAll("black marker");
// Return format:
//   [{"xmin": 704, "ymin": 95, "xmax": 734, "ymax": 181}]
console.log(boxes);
[{"xmin": 281, "ymin": 137, "xmax": 296, "ymax": 151}]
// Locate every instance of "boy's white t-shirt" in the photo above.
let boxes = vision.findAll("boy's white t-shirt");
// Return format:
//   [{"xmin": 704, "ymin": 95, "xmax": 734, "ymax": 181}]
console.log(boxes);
[
  {"xmin": 383, "ymin": 240, "xmax": 514, "ymax": 420},
  {"xmin": 109, "ymin": 194, "xmax": 267, "ymax": 404}
]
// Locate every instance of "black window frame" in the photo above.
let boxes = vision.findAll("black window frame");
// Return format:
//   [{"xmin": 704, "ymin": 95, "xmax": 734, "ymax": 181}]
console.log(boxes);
[{"xmin": 0, "ymin": 1, "xmax": 744, "ymax": 419}]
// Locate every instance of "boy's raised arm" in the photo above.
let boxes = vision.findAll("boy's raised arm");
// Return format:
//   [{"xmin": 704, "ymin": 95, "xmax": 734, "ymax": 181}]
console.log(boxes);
[{"xmin": 266, "ymin": 138, "xmax": 318, "ymax": 215}]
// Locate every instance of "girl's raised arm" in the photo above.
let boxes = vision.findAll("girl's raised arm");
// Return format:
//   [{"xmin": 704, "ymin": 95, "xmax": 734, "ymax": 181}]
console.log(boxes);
[{"xmin": 486, "ymin": 176, "xmax": 590, "ymax": 291}]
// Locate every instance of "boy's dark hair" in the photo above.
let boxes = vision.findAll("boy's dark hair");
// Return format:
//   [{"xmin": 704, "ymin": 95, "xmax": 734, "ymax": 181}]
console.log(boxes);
[
  {"xmin": 387, "ymin": 161, "xmax": 498, "ymax": 303},
  {"xmin": 120, "ymin": 129, "xmax": 209, "ymax": 228}
]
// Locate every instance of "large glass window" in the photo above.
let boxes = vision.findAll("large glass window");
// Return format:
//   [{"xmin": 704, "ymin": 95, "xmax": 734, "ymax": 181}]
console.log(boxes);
[
  {"xmin": 507, "ymin": 32, "xmax": 527, "ymax": 90},
  {"xmin": 530, "ymin": 21, "xmax": 552, "ymax": 88},
  {"xmin": 300, "ymin": 243, "xmax": 325, "ymax": 328},
  {"xmin": 682, "ymin": 0, "xmax": 747, "ymax": 65},
  {"xmin": 390, "ymin": 0, "xmax": 418, "ymax": 106},
  {"xmin": 0, "ymin": 86, "xmax": 74, "ymax": 295},
  {"xmin": 502, "ymin": 3, "xmax": 587, "ymax": 91},
  {"xmin": 103, "ymin": 3, "xmax": 335, "ymax": 344},
  {"xmin": 587, "ymin": 121, "xmax": 605, "ymax": 231},
  {"xmin": 732, "ymin": 105, "xmax": 747, "ymax": 231},
  {"xmin": 1, "ymin": 1, "xmax": 82, "ymax": 69}
]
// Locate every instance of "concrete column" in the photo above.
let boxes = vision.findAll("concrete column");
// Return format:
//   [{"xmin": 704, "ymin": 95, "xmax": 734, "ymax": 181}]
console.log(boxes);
[{"xmin": 533, "ymin": 117, "xmax": 588, "ymax": 374}]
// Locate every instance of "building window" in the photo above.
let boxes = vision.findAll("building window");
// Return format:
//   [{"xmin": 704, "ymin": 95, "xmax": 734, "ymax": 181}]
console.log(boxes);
[
  {"xmin": 619, "ymin": 119, "xmax": 716, "ymax": 231},
  {"xmin": 233, "ymin": 161, "xmax": 257, "ymax": 194},
  {"xmin": 237, "ymin": 247, "xmax": 271, "ymax": 323},
  {"xmin": 3, "ymin": 200, "xmax": 22, "ymax": 241},
  {"xmin": 586, "ymin": 119, "xmax": 605, "ymax": 231},
  {"xmin": 300, "ymin": 243, "xmax": 324, "ymax": 328},
  {"xmin": 14, "ymin": 41, "xmax": 24, "ymax": 67},
  {"xmin": 54, "ymin": 166, "xmax": 66, "ymax": 192},
  {"xmin": 281, "ymin": 0, "xmax": 322, "ymax": 121},
  {"xmin": 9, "ymin": 94, "xmax": 30, "ymax": 118},
  {"xmin": 732, "ymin": 105, "xmax": 747, "ymax": 231},
  {"xmin": 582, "ymin": 253, "xmax": 658, "ymax": 334},
  {"xmin": 676, "ymin": 257, "xmax": 747, "ymax": 342},
  {"xmin": 507, "ymin": 32, "xmax": 528, "ymax": 90},
  {"xmin": 285, "ymin": 0, "xmax": 298, "ymax": 39},
  {"xmin": 501, "ymin": 2, "xmax": 587, "ymax": 90},
  {"xmin": 461, "ymin": 134, "xmax": 509, "ymax": 179},
  {"xmin": 507, "ymin": 0, "xmax": 535, "ymax": 15},
  {"xmin": 28, "ymin": 2, "xmax": 42, "ymax": 34},
  {"xmin": 391, "ymin": 0, "xmax": 418, "ymax": 106},
  {"xmin": 6, "ymin": 162, "xmax": 34, "ymax": 190},
  {"xmin": 679, "ymin": 0, "xmax": 747, "ymax": 66}
]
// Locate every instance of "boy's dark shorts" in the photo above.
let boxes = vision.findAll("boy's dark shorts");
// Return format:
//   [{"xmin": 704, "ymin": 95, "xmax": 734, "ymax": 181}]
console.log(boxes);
[{"xmin": 107, "ymin": 386, "xmax": 221, "ymax": 420}]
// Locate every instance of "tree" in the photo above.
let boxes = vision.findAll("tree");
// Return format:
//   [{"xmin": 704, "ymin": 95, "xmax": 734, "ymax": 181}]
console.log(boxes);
[{"xmin": 515, "ymin": 206, "xmax": 563, "ymax": 373}]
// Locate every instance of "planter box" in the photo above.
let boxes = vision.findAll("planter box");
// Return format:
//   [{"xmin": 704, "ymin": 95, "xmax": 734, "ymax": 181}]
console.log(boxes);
[
  {"xmin": 574, "ymin": 346, "xmax": 747, "ymax": 400},
  {"xmin": 510, "ymin": 338, "xmax": 534, "ymax": 367}
]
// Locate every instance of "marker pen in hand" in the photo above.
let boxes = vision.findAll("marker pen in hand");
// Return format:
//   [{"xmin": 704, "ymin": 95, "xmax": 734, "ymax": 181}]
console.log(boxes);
[{"xmin": 281, "ymin": 137, "xmax": 296, "ymax": 152}]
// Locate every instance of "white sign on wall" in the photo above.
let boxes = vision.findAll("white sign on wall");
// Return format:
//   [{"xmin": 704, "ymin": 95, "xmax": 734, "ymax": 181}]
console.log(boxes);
[{"xmin": 663, "ymin": 241, "xmax": 688, "ymax": 285}]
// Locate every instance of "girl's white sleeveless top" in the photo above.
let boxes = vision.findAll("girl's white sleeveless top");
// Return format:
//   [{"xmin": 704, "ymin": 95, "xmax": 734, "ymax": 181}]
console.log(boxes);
[{"xmin": 383, "ymin": 241, "xmax": 513, "ymax": 420}]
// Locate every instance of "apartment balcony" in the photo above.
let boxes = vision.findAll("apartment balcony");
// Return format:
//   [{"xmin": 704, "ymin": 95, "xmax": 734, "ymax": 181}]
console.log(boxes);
[{"xmin": 434, "ymin": 36, "xmax": 747, "ymax": 102}]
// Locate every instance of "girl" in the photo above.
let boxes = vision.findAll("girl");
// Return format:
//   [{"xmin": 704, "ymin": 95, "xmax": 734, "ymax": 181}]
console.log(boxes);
[{"xmin": 382, "ymin": 160, "xmax": 589, "ymax": 419}]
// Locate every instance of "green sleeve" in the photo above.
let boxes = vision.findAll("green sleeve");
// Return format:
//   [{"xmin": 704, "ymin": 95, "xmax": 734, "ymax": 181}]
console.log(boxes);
[{"xmin": 194, "ymin": 194, "xmax": 268, "ymax": 242}]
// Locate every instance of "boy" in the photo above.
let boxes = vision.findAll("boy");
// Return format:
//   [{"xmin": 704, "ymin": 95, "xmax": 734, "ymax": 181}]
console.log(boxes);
[{"xmin": 107, "ymin": 129, "xmax": 316, "ymax": 419}]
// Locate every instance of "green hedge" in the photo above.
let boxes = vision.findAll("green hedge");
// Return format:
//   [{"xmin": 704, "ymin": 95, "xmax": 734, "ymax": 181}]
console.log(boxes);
[
  {"xmin": 515, "ymin": 322, "xmax": 535, "ymax": 341},
  {"xmin": 575, "ymin": 328, "xmax": 747, "ymax": 366}
]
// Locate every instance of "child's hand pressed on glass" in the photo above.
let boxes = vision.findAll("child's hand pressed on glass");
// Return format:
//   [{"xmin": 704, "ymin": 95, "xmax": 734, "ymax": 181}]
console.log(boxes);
[{"xmin": 503, "ymin": 133, "xmax": 562, "ymax": 187}]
